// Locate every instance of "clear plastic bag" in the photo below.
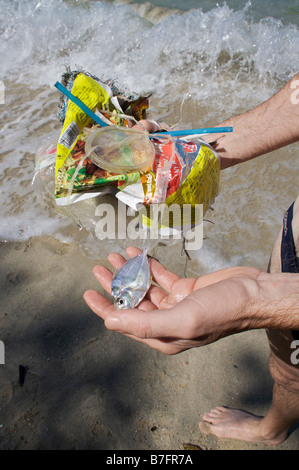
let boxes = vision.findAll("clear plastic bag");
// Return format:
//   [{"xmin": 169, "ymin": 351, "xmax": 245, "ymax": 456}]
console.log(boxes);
[{"xmin": 85, "ymin": 126, "xmax": 155, "ymax": 174}]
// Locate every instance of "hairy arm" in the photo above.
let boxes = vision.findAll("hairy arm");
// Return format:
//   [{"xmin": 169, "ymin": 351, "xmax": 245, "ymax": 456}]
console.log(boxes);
[
  {"xmin": 209, "ymin": 72, "xmax": 299, "ymax": 169},
  {"xmin": 84, "ymin": 248, "xmax": 299, "ymax": 355},
  {"xmin": 105, "ymin": 272, "xmax": 299, "ymax": 338},
  {"xmin": 251, "ymin": 272, "xmax": 299, "ymax": 331}
]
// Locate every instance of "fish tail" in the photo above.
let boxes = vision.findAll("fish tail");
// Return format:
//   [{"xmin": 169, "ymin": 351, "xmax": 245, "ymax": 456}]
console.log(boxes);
[{"xmin": 143, "ymin": 245, "xmax": 151, "ymax": 257}]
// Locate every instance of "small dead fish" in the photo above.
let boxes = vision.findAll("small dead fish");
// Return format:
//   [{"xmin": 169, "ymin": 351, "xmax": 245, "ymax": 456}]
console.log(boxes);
[{"xmin": 112, "ymin": 248, "xmax": 151, "ymax": 310}]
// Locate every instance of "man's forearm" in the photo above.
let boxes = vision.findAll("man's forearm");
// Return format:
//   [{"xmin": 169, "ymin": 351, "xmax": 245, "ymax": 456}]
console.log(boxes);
[
  {"xmin": 209, "ymin": 72, "xmax": 299, "ymax": 169},
  {"xmin": 249, "ymin": 272, "xmax": 299, "ymax": 331}
]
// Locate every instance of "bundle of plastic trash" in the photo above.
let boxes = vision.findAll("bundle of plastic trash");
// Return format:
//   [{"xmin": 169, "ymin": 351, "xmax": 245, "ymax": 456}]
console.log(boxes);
[{"xmin": 34, "ymin": 69, "xmax": 223, "ymax": 241}]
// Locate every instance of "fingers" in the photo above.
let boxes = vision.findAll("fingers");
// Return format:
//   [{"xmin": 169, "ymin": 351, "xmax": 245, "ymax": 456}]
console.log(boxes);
[
  {"xmin": 84, "ymin": 281, "xmax": 179, "ymax": 339},
  {"xmin": 104, "ymin": 299, "xmax": 197, "ymax": 340},
  {"xmin": 83, "ymin": 289, "xmax": 115, "ymax": 320},
  {"xmin": 87, "ymin": 246, "xmax": 183, "ymax": 328},
  {"xmin": 92, "ymin": 265, "xmax": 113, "ymax": 294},
  {"xmin": 92, "ymin": 256, "xmax": 169, "ymax": 309},
  {"xmin": 125, "ymin": 246, "xmax": 181, "ymax": 292},
  {"xmin": 107, "ymin": 252, "xmax": 128, "ymax": 270},
  {"xmin": 84, "ymin": 246, "xmax": 199, "ymax": 355},
  {"xmin": 83, "ymin": 289, "xmax": 185, "ymax": 355},
  {"xmin": 92, "ymin": 251, "xmax": 130, "ymax": 294},
  {"xmin": 99, "ymin": 247, "xmax": 180, "ymax": 294},
  {"xmin": 133, "ymin": 119, "xmax": 172, "ymax": 134},
  {"xmin": 92, "ymin": 251, "xmax": 129, "ymax": 295},
  {"xmin": 150, "ymin": 258, "xmax": 181, "ymax": 292},
  {"xmin": 133, "ymin": 119, "xmax": 160, "ymax": 133}
]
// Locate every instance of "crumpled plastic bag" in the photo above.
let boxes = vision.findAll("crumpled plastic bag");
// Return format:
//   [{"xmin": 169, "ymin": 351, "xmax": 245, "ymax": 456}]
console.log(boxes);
[{"xmin": 34, "ymin": 69, "xmax": 220, "ymax": 239}]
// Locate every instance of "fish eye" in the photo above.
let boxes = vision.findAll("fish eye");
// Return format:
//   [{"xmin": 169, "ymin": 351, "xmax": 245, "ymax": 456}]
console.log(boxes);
[
  {"xmin": 116, "ymin": 298, "xmax": 127, "ymax": 309},
  {"xmin": 114, "ymin": 293, "xmax": 133, "ymax": 310}
]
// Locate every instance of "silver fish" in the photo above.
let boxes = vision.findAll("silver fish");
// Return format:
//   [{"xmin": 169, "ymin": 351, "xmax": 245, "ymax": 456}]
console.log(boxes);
[{"xmin": 112, "ymin": 248, "xmax": 151, "ymax": 310}]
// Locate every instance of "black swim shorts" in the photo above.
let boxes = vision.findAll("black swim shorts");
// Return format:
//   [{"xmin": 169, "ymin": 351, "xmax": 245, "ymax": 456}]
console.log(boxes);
[
  {"xmin": 266, "ymin": 201, "xmax": 299, "ymax": 392},
  {"xmin": 281, "ymin": 201, "xmax": 299, "ymax": 340}
]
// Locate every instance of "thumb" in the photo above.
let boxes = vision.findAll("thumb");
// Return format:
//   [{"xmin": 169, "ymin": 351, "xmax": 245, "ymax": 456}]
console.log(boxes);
[{"xmin": 104, "ymin": 299, "xmax": 199, "ymax": 340}]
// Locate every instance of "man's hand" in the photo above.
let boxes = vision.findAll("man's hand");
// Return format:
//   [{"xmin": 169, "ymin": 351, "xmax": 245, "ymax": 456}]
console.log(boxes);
[
  {"xmin": 132, "ymin": 119, "xmax": 172, "ymax": 134},
  {"xmin": 83, "ymin": 247, "xmax": 262, "ymax": 354}
]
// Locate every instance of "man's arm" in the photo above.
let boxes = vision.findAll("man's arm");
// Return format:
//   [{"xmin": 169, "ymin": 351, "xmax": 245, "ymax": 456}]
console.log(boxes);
[
  {"xmin": 253, "ymin": 272, "xmax": 299, "ymax": 330},
  {"xmin": 84, "ymin": 248, "xmax": 299, "ymax": 355},
  {"xmin": 102, "ymin": 271, "xmax": 299, "ymax": 339},
  {"xmin": 210, "ymin": 72, "xmax": 299, "ymax": 169}
]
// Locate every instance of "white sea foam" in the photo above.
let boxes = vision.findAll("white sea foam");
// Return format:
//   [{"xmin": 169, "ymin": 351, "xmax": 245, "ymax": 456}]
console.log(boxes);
[{"xmin": 0, "ymin": 0, "xmax": 298, "ymax": 268}]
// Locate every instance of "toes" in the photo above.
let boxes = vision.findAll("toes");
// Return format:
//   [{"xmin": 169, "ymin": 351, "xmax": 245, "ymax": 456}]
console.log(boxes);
[
  {"xmin": 202, "ymin": 406, "xmax": 227, "ymax": 423},
  {"xmin": 215, "ymin": 406, "xmax": 229, "ymax": 413},
  {"xmin": 198, "ymin": 420, "xmax": 213, "ymax": 435},
  {"xmin": 208, "ymin": 409, "xmax": 221, "ymax": 418},
  {"xmin": 202, "ymin": 412, "xmax": 217, "ymax": 422}
]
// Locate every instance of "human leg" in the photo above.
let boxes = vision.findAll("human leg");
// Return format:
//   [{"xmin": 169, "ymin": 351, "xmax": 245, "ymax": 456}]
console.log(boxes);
[
  {"xmin": 198, "ymin": 378, "xmax": 299, "ymax": 445},
  {"xmin": 199, "ymin": 198, "xmax": 299, "ymax": 444}
]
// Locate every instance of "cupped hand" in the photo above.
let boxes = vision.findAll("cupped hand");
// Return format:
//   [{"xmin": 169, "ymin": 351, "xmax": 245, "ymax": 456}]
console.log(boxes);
[{"xmin": 83, "ymin": 247, "xmax": 262, "ymax": 354}]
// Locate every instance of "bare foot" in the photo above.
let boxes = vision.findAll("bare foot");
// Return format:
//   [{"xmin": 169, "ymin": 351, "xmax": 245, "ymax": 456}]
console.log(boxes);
[{"xmin": 198, "ymin": 406, "xmax": 287, "ymax": 445}]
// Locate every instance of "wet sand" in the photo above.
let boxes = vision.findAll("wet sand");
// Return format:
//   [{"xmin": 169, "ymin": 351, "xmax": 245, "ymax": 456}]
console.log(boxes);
[{"xmin": 0, "ymin": 235, "xmax": 299, "ymax": 450}]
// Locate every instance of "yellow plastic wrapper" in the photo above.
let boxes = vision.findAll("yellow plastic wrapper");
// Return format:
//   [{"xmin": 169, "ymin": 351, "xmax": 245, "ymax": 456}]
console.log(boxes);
[
  {"xmin": 55, "ymin": 73, "xmax": 117, "ymax": 177},
  {"xmin": 140, "ymin": 137, "xmax": 220, "ymax": 229},
  {"xmin": 54, "ymin": 71, "xmax": 150, "ymax": 200}
]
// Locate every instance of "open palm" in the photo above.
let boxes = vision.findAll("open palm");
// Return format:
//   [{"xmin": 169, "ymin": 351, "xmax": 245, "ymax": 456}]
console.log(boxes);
[{"xmin": 84, "ymin": 247, "xmax": 261, "ymax": 354}]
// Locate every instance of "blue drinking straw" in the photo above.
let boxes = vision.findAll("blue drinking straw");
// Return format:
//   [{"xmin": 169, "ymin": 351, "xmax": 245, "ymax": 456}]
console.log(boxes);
[
  {"xmin": 151, "ymin": 127, "xmax": 233, "ymax": 137},
  {"xmin": 54, "ymin": 81, "xmax": 109, "ymax": 128},
  {"xmin": 54, "ymin": 81, "xmax": 233, "ymax": 137}
]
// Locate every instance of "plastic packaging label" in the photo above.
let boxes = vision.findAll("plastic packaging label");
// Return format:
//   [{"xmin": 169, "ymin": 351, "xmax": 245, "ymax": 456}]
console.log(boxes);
[{"xmin": 55, "ymin": 73, "xmax": 114, "ymax": 175}]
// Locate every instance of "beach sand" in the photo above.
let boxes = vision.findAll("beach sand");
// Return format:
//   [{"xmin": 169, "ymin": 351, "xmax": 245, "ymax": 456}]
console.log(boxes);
[{"xmin": 0, "ymin": 234, "xmax": 299, "ymax": 451}]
